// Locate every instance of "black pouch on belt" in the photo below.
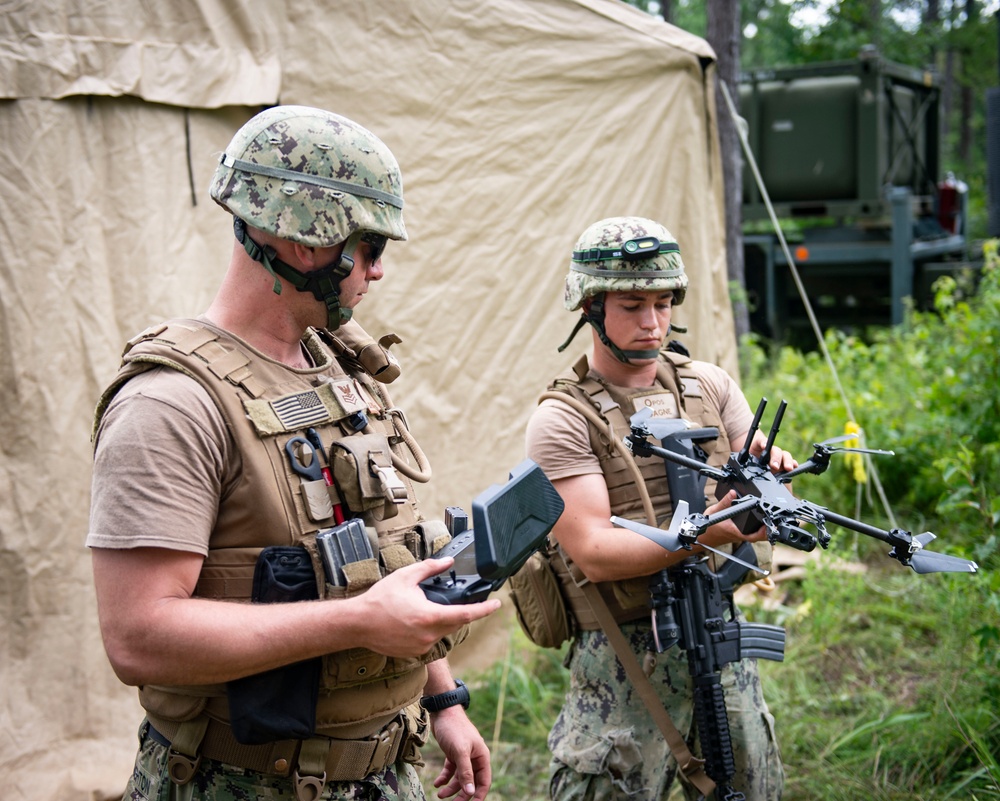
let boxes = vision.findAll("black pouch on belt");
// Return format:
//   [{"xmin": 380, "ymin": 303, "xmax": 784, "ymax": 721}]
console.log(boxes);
[{"xmin": 227, "ymin": 545, "xmax": 321, "ymax": 745}]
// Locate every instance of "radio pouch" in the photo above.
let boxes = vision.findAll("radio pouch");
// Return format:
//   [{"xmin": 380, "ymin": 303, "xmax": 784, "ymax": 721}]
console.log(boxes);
[
  {"xmin": 507, "ymin": 543, "xmax": 573, "ymax": 649},
  {"xmin": 227, "ymin": 546, "xmax": 321, "ymax": 745}
]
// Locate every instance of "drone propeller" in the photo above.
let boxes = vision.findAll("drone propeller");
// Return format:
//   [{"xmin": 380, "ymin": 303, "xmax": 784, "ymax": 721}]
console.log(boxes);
[
  {"xmin": 829, "ymin": 445, "xmax": 895, "ymax": 457},
  {"xmin": 611, "ymin": 501, "xmax": 767, "ymax": 575},
  {"xmin": 629, "ymin": 406, "xmax": 655, "ymax": 431},
  {"xmin": 781, "ymin": 438, "xmax": 894, "ymax": 480},
  {"xmin": 908, "ymin": 549, "xmax": 979, "ymax": 574},
  {"xmin": 628, "ymin": 406, "xmax": 695, "ymax": 442},
  {"xmin": 816, "ymin": 433, "xmax": 859, "ymax": 447},
  {"xmin": 814, "ymin": 434, "xmax": 894, "ymax": 457},
  {"xmin": 888, "ymin": 531, "xmax": 979, "ymax": 574},
  {"xmin": 612, "ymin": 499, "xmax": 688, "ymax": 551}
]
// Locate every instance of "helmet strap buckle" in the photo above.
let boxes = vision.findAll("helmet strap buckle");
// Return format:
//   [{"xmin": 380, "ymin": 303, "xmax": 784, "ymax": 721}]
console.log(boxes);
[{"xmin": 233, "ymin": 216, "xmax": 361, "ymax": 330}]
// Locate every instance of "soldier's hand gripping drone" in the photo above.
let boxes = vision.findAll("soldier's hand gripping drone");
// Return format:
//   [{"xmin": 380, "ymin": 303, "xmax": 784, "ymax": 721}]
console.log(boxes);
[{"xmin": 612, "ymin": 398, "xmax": 977, "ymax": 801}]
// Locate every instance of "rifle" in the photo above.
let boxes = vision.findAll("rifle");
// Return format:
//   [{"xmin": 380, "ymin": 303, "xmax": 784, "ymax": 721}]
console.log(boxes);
[{"xmin": 611, "ymin": 398, "xmax": 977, "ymax": 800}]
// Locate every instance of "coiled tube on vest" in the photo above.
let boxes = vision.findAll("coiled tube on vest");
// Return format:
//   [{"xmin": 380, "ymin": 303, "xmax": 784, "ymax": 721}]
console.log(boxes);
[{"xmin": 376, "ymin": 408, "xmax": 432, "ymax": 483}]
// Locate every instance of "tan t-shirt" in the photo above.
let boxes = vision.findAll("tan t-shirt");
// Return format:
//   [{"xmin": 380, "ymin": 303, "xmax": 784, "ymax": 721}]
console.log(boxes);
[
  {"xmin": 525, "ymin": 359, "xmax": 754, "ymax": 481},
  {"xmin": 88, "ymin": 367, "xmax": 238, "ymax": 556}
]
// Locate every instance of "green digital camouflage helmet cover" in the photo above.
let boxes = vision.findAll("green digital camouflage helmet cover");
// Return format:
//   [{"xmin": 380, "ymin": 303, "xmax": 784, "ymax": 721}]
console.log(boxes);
[
  {"xmin": 564, "ymin": 216, "xmax": 687, "ymax": 310},
  {"xmin": 210, "ymin": 105, "xmax": 407, "ymax": 247}
]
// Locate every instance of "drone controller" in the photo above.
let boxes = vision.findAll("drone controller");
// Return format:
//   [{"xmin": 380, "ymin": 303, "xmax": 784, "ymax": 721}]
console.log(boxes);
[{"xmin": 420, "ymin": 459, "xmax": 565, "ymax": 604}]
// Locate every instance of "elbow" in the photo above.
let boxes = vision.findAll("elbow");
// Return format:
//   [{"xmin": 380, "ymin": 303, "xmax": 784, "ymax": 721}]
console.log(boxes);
[
  {"xmin": 580, "ymin": 562, "xmax": 616, "ymax": 583},
  {"xmin": 102, "ymin": 639, "xmax": 145, "ymax": 687},
  {"xmin": 568, "ymin": 552, "xmax": 619, "ymax": 584},
  {"xmin": 99, "ymin": 626, "xmax": 154, "ymax": 687}
]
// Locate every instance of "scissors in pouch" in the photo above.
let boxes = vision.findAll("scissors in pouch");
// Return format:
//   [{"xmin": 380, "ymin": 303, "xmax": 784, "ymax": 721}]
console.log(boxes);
[{"xmin": 286, "ymin": 433, "xmax": 345, "ymax": 523}]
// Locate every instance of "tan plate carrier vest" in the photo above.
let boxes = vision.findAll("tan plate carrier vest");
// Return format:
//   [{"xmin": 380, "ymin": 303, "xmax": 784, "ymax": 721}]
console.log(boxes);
[
  {"xmin": 544, "ymin": 352, "xmax": 770, "ymax": 629},
  {"xmin": 93, "ymin": 318, "xmax": 463, "ymax": 789}
]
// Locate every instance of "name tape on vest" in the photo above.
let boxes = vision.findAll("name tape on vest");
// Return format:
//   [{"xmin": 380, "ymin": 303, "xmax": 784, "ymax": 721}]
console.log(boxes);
[{"xmin": 631, "ymin": 392, "xmax": 678, "ymax": 420}]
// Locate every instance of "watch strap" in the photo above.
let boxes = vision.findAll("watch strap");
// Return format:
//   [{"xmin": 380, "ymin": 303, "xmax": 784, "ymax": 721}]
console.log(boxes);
[{"xmin": 420, "ymin": 679, "xmax": 470, "ymax": 712}]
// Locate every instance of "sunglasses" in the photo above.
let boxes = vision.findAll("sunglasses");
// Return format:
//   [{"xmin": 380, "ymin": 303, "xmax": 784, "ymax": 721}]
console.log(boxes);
[{"xmin": 360, "ymin": 232, "xmax": 388, "ymax": 262}]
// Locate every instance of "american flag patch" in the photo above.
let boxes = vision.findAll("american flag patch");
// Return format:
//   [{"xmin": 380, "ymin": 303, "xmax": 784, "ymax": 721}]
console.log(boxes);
[{"xmin": 270, "ymin": 390, "xmax": 330, "ymax": 428}]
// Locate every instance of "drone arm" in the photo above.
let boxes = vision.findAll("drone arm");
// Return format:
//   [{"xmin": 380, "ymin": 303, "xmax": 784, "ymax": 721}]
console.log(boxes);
[
  {"xmin": 778, "ymin": 456, "xmax": 830, "ymax": 481},
  {"xmin": 819, "ymin": 508, "xmax": 894, "ymax": 544},
  {"xmin": 628, "ymin": 438, "xmax": 728, "ymax": 481},
  {"xmin": 683, "ymin": 495, "xmax": 762, "ymax": 537}
]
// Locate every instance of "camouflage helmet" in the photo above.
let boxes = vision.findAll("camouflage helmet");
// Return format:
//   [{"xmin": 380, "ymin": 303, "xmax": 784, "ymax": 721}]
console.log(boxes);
[
  {"xmin": 564, "ymin": 216, "xmax": 687, "ymax": 310},
  {"xmin": 210, "ymin": 105, "xmax": 407, "ymax": 247}
]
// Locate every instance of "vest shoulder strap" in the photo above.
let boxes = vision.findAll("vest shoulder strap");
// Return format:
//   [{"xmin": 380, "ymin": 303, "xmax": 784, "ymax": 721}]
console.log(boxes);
[
  {"xmin": 92, "ymin": 319, "xmax": 270, "ymax": 445},
  {"xmin": 117, "ymin": 319, "xmax": 273, "ymax": 397},
  {"xmin": 547, "ymin": 355, "xmax": 617, "ymax": 419},
  {"xmin": 662, "ymin": 349, "xmax": 693, "ymax": 370}
]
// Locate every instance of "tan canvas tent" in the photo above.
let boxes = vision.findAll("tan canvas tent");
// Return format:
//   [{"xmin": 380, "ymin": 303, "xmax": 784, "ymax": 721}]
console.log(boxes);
[{"xmin": 0, "ymin": 1, "xmax": 733, "ymax": 797}]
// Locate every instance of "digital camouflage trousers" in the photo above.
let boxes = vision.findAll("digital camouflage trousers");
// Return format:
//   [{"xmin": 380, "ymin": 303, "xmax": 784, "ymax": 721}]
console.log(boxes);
[
  {"xmin": 121, "ymin": 720, "xmax": 426, "ymax": 801},
  {"xmin": 549, "ymin": 623, "xmax": 784, "ymax": 801}
]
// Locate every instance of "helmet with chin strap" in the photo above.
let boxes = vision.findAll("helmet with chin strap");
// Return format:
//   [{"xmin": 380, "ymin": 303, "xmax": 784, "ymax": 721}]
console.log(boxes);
[
  {"xmin": 558, "ymin": 216, "xmax": 688, "ymax": 363},
  {"xmin": 210, "ymin": 105, "xmax": 407, "ymax": 329}
]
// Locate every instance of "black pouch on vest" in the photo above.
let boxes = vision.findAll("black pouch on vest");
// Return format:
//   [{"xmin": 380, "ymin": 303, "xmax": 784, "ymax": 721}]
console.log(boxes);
[{"xmin": 227, "ymin": 546, "xmax": 321, "ymax": 744}]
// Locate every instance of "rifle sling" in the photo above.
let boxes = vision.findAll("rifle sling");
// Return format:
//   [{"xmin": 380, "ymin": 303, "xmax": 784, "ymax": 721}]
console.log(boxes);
[{"xmin": 576, "ymin": 577, "xmax": 715, "ymax": 797}]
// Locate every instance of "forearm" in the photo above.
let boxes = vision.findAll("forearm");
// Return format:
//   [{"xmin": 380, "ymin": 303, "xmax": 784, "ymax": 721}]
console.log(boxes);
[
  {"xmin": 552, "ymin": 477, "xmax": 767, "ymax": 583},
  {"xmin": 93, "ymin": 547, "xmax": 498, "ymax": 687},
  {"xmin": 562, "ymin": 523, "xmax": 743, "ymax": 581},
  {"xmin": 424, "ymin": 657, "xmax": 459, "ymax": 696},
  {"xmin": 99, "ymin": 589, "xmax": 387, "ymax": 687}
]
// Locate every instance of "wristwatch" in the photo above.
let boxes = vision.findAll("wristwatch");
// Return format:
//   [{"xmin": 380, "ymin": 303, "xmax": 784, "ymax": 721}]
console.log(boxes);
[{"xmin": 420, "ymin": 679, "xmax": 470, "ymax": 712}]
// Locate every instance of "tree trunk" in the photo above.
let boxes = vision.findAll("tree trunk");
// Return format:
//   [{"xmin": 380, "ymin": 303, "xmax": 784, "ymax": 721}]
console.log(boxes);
[
  {"xmin": 706, "ymin": 0, "xmax": 750, "ymax": 343},
  {"xmin": 959, "ymin": 0, "xmax": 980, "ymax": 165}
]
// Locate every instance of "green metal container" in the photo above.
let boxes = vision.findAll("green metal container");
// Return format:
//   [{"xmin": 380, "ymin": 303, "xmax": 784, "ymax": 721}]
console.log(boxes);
[{"xmin": 739, "ymin": 49, "xmax": 938, "ymax": 220}]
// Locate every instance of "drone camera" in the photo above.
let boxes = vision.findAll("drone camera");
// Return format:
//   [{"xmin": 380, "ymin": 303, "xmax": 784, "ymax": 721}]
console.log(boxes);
[{"xmin": 776, "ymin": 523, "xmax": 818, "ymax": 552}]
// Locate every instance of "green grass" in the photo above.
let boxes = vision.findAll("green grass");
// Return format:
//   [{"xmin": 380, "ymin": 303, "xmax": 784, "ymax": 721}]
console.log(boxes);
[
  {"xmin": 420, "ymin": 564, "xmax": 998, "ymax": 801},
  {"xmin": 752, "ymin": 564, "xmax": 1000, "ymax": 800}
]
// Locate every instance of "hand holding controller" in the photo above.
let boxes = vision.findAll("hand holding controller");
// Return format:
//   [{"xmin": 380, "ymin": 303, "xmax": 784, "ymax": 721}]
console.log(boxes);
[{"xmin": 420, "ymin": 460, "xmax": 564, "ymax": 605}]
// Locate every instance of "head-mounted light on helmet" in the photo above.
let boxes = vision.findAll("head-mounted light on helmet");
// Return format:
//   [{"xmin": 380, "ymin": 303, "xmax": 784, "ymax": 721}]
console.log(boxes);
[{"xmin": 572, "ymin": 237, "xmax": 680, "ymax": 264}]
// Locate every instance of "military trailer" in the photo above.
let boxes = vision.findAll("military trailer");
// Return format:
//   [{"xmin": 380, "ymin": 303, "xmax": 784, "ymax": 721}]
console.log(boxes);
[{"xmin": 740, "ymin": 47, "xmax": 970, "ymax": 343}]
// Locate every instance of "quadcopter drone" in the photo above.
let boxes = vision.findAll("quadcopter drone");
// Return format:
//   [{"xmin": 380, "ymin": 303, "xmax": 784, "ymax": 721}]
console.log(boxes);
[{"xmin": 613, "ymin": 398, "xmax": 978, "ymax": 576}]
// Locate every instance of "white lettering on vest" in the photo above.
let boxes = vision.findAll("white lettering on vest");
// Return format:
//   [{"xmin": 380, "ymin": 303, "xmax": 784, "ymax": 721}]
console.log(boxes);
[{"xmin": 633, "ymin": 393, "xmax": 678, "ymax": 419}]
